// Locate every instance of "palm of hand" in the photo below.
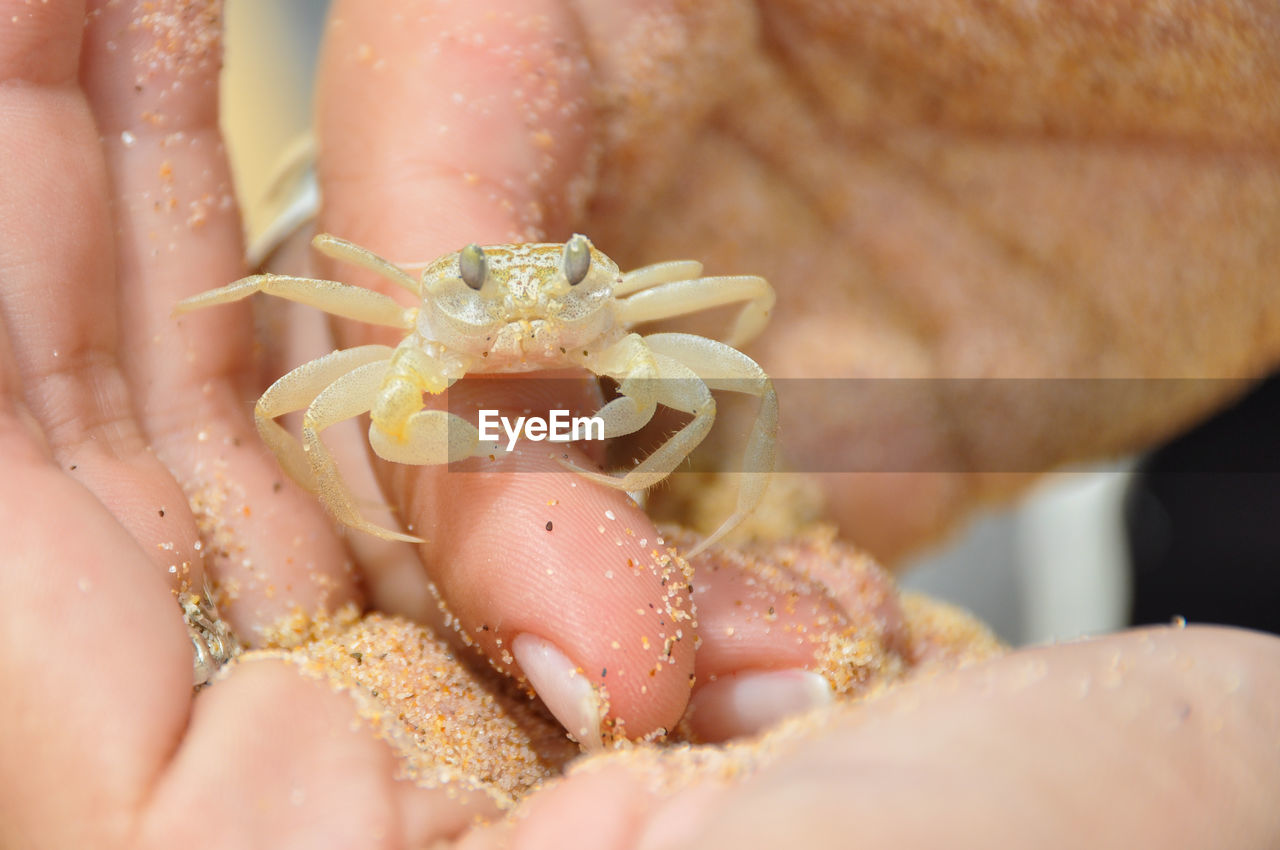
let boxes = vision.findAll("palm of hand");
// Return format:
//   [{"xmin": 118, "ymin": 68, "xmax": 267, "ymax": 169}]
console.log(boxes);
[{"xmin": 570, "ymin": 1, "xmax": 1280, "ymax": 557}]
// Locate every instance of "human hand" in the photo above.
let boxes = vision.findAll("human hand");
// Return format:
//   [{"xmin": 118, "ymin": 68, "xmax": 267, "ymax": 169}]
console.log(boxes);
[
  {"xmin": 307, "ymin": 2, "xmax": 1280, "ymax": 848},
  {"xmin": 0, "ymin": 2, "xmax": 838, "ymax": 846},
  {"xmin": 397, "ymin": 0, "xmax": 1279, "ymax": 561},
  {"xmin": 476, "ymin": 625, "xmax": 1280, "ymax": 850},
  {"xmin": 0, "ymin": 1, "xmax": 527, "ymax": 845},
  {"xmin": 6, "ymin": 2, "xmax": 1277, "ymax": 848}
]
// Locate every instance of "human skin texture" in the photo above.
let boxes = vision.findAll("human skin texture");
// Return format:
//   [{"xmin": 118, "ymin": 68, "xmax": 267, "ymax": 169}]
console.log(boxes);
[
  {"xmin": 404, "ymin": 0, "xmax": 1280, "ymax": 561},
  {"xmin": 0, "ymin": 1, "xmax": 1277, "ymax": 848}
]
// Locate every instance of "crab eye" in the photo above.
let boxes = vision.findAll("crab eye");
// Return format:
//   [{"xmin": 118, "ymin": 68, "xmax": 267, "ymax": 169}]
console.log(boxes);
[
  {"xmin": 459, "ymin": 244, "xmax": 487, "ymax": 290},
  {"xmin": 562, "ymin": 234, "xmax": 591, "ymax": 286}
]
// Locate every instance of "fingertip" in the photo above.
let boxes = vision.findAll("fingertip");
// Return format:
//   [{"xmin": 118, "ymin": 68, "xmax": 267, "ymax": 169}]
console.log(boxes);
[
  {"xmin": 684, "ymin": 669, "xmax": 833, "ymax": 743},
  {"xmin": 142, "ymin": 658, "xmax": 500, "ymax": 847},
  {"xmin": 677, "ymin": 537, "xmax": 911, "ymax": 741},
  {"xmin": 686, "ymin": 542, "xmax": 849, "ymax": 679},
  {"xmin": 402, "ymin": 454, "xmax": 696, "ymax": 741}
]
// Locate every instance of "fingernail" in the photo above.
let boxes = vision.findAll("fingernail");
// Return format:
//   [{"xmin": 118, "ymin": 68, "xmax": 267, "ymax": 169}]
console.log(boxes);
[
  {"xmin": 512, "ymin": 633, "xmax": 604, "ymax": 752},
  {"xmin": 686, "ymin": 669, "xmax": 833, "ymax": 742}
]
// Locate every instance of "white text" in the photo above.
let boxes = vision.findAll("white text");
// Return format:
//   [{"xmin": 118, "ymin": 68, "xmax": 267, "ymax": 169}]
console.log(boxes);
[{"xmin": 477, "ymin": 409, "xmax": 606, "ymax": 452}]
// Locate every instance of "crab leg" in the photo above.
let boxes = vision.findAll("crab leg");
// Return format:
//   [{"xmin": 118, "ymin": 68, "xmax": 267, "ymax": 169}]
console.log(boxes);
[
  {"xmin": 254, "ymin": 344, "xmax": 396, "ymax": 490},
  {"xmin": 366, "ymin": 344, "xmax": 484, "ymax": 468},
  {"xmin": 367, "ymin": 409, "xmax": 484, "ymax": 468},
  {"xmin": 566, "ymin": 343, "xmax": 717, "ymax": 494},
  {"xmin": 301, "ymin": 358, "xmax": 424, "ymax": 542},
  {"xmin": 614, "ymin": 259, "xmax": 704, "ymax": 296},
  {"xmin": 310, "ymin": 233, "xmax": 422, "ymax": 295},
  {"xmin": 615, "ymin": 274, "xmax": 775, "ymax": 347},
  {"xmin": 643, "ymin": 333, "xmax": 778, "ymax": 556},
  {"xmin": 575, "ymin": 334, "xmax": 661, "ymax": 440},
  {"xmin": 173, "ymin": 273, "xmax": 416, "ymax": 329}
]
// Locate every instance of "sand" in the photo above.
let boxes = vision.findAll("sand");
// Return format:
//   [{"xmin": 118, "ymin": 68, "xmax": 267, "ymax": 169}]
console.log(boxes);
[{"xmin": 221, "ymin": 527, "xmax": 1002, "ymax": 812}]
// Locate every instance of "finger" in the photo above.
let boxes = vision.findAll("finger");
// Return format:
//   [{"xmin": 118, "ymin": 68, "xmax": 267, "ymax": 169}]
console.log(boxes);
[
  {"xmin": 0, "ymin": 384, "xmax": 192, "ymax": 845},
  {"xmin": 0, "ymin": 0, "xmax": 204, "ymax": 588},
  {"xmin": 679, "ymin": 536, "xmax": 909, "ymax": 742},
  {"xmin": 139, "ymin": 659, "xmax": 497, "ymax": 848},
  {"xmin": 316, "ymin": 0, "xmax": 695, "ymax": 740},
  {"xmin": 78, "ymin": 0, "xmax": 361, "ymax": 638},
  {"xmin": 394, "ymin": 433, "xmax": 694, "ymax": 744},
  {"xmin": 676, "ymin": 625, "xmax": 1280, "ymax": 849},
  {"xmin": 497, "ymin": 626, "xmax": 1280, "ymax": 850},
  {"xmin": 0, "ymin": 349, "xmax": 479, "ymax": 845}
]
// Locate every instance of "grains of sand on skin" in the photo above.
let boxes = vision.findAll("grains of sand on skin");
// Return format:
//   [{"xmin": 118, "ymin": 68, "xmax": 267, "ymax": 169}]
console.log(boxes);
[{"xmin": 225, "ymin": 536, "xmax": 1005, "ymax": 815}]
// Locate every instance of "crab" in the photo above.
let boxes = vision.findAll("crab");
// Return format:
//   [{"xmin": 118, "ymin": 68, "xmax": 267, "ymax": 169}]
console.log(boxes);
[{"xmin": 174, "ymin": 233, "xmax": 777, "ymax": 556}]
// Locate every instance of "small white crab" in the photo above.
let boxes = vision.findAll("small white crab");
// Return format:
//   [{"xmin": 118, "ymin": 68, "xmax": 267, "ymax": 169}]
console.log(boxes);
[{"xmin": 175, "ymin": 234, "xmax": 777, "ymax": 556}]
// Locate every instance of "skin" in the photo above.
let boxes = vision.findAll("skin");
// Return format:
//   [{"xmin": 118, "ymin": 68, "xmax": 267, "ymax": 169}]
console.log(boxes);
[{"xmin": 0, "ymin": 1, "xmax": 1277, "ymax": 848}]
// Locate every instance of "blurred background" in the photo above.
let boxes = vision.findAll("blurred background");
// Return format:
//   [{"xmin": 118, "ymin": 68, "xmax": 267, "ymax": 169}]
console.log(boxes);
[{"xmin": 219, "ymin": 0, "xmax": 1279, "ymax": 647}]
